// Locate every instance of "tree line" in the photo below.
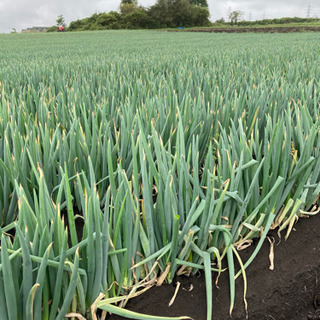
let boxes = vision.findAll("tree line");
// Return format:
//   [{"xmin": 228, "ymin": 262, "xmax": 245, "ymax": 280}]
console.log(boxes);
[
  {"xmin": 216, "ymin": 16, "xmax": 320, "ymax": 26},
  {"xmin": 48, "ymin": 0, "xmax": 210, "ymax": 31},
  {"xmin": 49, "ymin": 8, "xmax": 320, "ymax": 33}
]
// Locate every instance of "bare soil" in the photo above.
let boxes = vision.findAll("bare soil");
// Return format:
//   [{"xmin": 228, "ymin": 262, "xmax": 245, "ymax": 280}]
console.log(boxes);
[
  {"xmin": 176, "ymin": 26, "xmax": 320, "ymax": 33},
  {"xmin": 107, "ymin": 212, "xmax": 320, "ymax": 320}
]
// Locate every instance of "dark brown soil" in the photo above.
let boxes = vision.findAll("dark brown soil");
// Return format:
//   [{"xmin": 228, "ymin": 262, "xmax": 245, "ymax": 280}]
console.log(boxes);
[
  {"xmin": 107, "ymin": 212, "xmax": 320, "ymax": 320},
  {"xmin": 175, "ymin": 26, "xmax": 320, "ymax": 33},
  {"xmin": 62, "ymin": 208, "xmax": 84, "ymax": 247}
]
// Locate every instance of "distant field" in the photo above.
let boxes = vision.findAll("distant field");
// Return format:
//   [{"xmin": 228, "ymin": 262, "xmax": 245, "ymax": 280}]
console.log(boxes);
[{"xmin": 0, "ymin": 31, "xmax": 319, "ymax": 319}]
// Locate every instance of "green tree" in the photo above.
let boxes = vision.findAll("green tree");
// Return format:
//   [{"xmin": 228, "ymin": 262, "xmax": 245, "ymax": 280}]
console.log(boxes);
[
  {"xmin": 96, "ymin": 12, "xmax": 121, "ymax": 26},
  {"xmin": 121, "ymin": 0, "xmax": 136, "ymax": 4},
  {"xmin": 229, "ymin": 11, "xmax": 242, "ymax": 25},
  {"xmin": 47, "ymin": 25, "xmax": 59, "ymax": 32},
  {"xmin": 56, "ymin": 14, "xmax": 66, "ymax": 28},
  {"xmin": 189, "ymin": 0, "xmax": 208, "ymax": 8},
  {"xmin": 215, "ymin": 17, "xmax": 225, "ymax": 24},
  {"xmin": 149, "ymin": 0, "xmax": 209, "ymax": 28},
  {"xmin": 120, "ymin": 2, "xmax": 139, "ymax": 15},
  {"xmin": 148, "ymin": 0, "xmax": 169, "ymax": 27},
  {"xmin": 68, "ymin": 19, "xmax": 85, "ymax": 31},
  {"xmin": 190, "ymin": 5, "xmax": 210, "ymax": 26},
  {"xmin": 124, "ymin": 9, "xmax": 156, "ymax": 28}
]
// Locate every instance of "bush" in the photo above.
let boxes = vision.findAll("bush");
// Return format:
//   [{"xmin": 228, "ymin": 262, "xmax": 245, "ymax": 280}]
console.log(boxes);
[
  {"xmin": 148, "ymin": 0, "xmax": 210, "ymax": 28},
  {"xmin": 120, "ymin": 3, "xmax": 139, "ymax": 15},
  {"xmin": 68, "ymin": 20, "xmax": 86, "ymax": 31},
  {"xmin": 124, "ymin": 9, "xmax": 158, "ymax": 29},
  {"xmin": 47, "ymin": 26, "xmax": 59, "ymax": 32},
  {"xmin": 236, "ymin": 17, "xmax": 320, "ymax": 27},
  {"xmin": 189, "ymin": 0, "xmax": 208, "ymax": 7},
  {"xmin": 66, "ymin": 0, "xmax": 211, "ymax": 31},
  {"xmin": 96, "ymin": 12, "xmax": 122, "ymax": 27},
  {"xmin": 108, "ymin": 22, "xmax": 123, "ymax": 29},
  {"xmin": 190, "ymin": 5, "xmax": 210, "ymax": 26},
  {"xmin": 215, "ymin": 18, "xmax": 225, "ymax": 24}
]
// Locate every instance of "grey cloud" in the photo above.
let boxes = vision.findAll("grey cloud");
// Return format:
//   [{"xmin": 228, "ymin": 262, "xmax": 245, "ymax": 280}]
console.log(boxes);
[
  {"xmin": 209, "ymin": 0, "xmax": 319, "ymax": 21},
  {"xmin": 0, "ymin": 0, "xmax": 120, "ymax": 33}
]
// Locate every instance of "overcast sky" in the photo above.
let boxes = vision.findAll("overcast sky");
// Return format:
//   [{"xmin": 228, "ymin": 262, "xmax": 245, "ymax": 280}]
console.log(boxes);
[{"xmin": 0, "ymin": 0, "xmax": 318, "ymax": 33}]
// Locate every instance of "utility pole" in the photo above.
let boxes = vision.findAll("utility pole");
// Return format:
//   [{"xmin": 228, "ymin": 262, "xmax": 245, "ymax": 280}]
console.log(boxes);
[
  {"xmin": 306, "ymin": 2, "xmax": 312, "ymax": 18},
  {"xmin": 248, "ymin": 11, "xmax": 252, "ymax": 21}
]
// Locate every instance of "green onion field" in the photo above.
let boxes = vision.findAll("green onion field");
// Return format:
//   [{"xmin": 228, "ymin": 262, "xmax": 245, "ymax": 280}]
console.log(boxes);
[{"xmin": 0, "ymin": 30, "xmax": 319, "ymax": 319}]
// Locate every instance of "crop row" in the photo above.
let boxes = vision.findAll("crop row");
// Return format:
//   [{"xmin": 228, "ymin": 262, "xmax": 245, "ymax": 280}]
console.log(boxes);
[{"xmin": 0, "ymin": 31, "xmax": 319, "ymax": 319}]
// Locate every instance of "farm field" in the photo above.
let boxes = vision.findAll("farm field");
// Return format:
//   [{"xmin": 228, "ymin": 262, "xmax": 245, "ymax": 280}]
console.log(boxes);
[{"xmin": 0, "ymin": 30, "xmax": 319, "ymax": 319}]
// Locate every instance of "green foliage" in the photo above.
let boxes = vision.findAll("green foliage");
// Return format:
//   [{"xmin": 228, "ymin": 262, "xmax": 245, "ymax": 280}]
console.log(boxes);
[
  {"xmin": 121, "ymin": 0, "xmax": 136, "ymax": 4},
  {"xmin": 56, "ymin": 14, "xmax": 66, "ymax": 28},
  {"xmin": 215, "ymin": 17, "xmax": 225, "ymax": 24},
  {"xmin": 229, "ymin": 10, "xmax": 242, "ymax": 25},
  {"xmin": 68, "ymin": 19, "xmax": 86, "ymax": 31},
  {"xmin": 254, "ymin": 16, "xmax": 320, "ymax": 25},
  {"xmin": 148, "ymin": 0, "xmax": 210, "ymax": 27},
  {"xmin": 124, "ymin": 10, "xmax": 158, "ymax": 29},
  {"xmin": 120, "ymin": 2, "xmax": 139, "ymax": 14},
  {"xmin": 47, "ymin": 25, "xmax": 59, "ymax": 32},
  {"xmin": 65, "ymin": 0, "xmax": 210, "ymax": 30},
  {"xmin": 96, "ymin": 12, "xmax": 122, "ymax": 28},
  {"xmin": 0, "ymin": 31, "xmax": 319, "ymax": 319},
  {"xmin": 190, "ymin": 5, "xmax": 210, "ymax": 26},
  {"xmin": 189, "ymin": 0, "xmax": 208, "ymax": 8},
  {"xmin": 217, "ymin": 17, "xmax": 320, "ymax": 27},
  {"xmin": 167, "ymin": 0, "xmax": 195, "ymax": 27}
]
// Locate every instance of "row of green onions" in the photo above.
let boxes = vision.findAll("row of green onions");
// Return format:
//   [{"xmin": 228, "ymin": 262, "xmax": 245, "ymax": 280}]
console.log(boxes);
[{"xmin": 0, "ymin": 31, "xmax": 319, "ymax": 319}]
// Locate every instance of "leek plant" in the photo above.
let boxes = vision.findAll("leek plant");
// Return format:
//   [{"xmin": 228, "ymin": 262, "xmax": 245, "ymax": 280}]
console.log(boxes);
[{"xmin": 0, "ymin": 31, "xmax": 319, "ymax": 319}]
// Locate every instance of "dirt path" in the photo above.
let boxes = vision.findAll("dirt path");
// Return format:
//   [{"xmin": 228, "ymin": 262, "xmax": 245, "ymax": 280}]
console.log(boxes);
[{"xmin": 107, "ymin": 211, "xmax": 320, "ymax": 320}]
